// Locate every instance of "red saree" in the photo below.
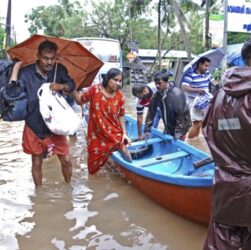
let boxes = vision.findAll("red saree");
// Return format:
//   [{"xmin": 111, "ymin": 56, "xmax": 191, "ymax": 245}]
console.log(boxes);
[{"xmin": 80, "ymin": 84, "xmax": 125, "ymax": 174}]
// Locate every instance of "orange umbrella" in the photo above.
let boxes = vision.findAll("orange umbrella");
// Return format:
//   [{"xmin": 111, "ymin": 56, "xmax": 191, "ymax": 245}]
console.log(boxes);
[{"xmin": 7, "ymin": 34, "xmax": 104, "ymax": 89}]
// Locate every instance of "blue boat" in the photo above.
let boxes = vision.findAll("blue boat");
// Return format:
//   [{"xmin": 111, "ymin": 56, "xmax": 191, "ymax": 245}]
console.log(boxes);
[{"xmin": 111, "ymin": 115, "xmax": 214, "ymax": 225}]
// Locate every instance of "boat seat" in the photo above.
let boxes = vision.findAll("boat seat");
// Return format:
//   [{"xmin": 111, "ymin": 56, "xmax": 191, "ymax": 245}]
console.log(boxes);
[
  {"xmin": 130, "ymin": 137, "xmax": 165, "ymax": 147},
  {"xmin": 134, "ymin": 150, "xmax": 189, "ymax": 168}
]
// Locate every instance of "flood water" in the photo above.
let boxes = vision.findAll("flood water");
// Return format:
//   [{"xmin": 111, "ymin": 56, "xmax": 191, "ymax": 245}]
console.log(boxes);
[{"xmin": 0, "ymin": 85, "xmax": 210, "ymax": 250}]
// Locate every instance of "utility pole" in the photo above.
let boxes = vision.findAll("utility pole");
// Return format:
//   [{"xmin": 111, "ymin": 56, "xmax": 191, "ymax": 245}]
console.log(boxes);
[
  {"xmin": 221, "ymin": 0, "xmax": 228, "ymax": 78},
  {"xmin": 5, "ymin": 0, "xmax": 12, "ymax": 48}
]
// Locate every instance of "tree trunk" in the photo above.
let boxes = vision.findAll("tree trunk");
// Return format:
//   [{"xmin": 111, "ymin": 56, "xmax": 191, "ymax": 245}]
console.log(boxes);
[
  {"xmin": 170, "ymin": 0, "xmax": 192, "ymax": 60},
  {"xmin": 157, "ymin": 0, "xmax": 162, "ymax": 70},
  {"xmin": 205, "ymin": 0, "xmax": 211, "ymax": 50}
]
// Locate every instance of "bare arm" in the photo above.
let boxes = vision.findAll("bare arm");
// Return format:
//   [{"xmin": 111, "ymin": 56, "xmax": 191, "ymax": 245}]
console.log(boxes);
[
  {"xmin": 72, "ymin": 90, "xmax": 83, "ymax": 105},
  {"xmin": 182, "ymin": 84, "xmax": 206, "ymax": 95},
  {"xmin": 119, "ymin": 115, "xmax": 130, "ymax": 145},
  {"xmin": 144, "ymin": 94, "xmax": 158, "ymax": 133},
  {"xmin": 50, "ymin": 82, "xmax": 70, "ymax": 93},
  {"xmin": 10, "ymin": 61, "xmax": 23, "ymax": 82},
  {"xmin": 119, "ymin": 115, "xmax": 126, "ymax": 134},
  {"xmin": 137, "ymin": 114, "xmax": 143, "ymax": 140}
]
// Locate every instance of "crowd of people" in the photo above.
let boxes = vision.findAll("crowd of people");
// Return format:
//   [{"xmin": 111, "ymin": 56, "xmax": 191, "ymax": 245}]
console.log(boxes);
[
  {"xmin": 8, "ymin": 39, "xmax": 216, "ymax": 186},
  {"xmin": 6, "ymin": 36, "xmax": 251, "ymax": 250}
]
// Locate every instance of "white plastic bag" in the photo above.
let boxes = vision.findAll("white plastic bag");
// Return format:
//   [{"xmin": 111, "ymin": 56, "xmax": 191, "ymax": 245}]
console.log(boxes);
[
  {"xmin": 37, "ymin": 83, "xmax": 81, "ymax": 136},
  {"xmin": 193, "ymin": 92, "xmax": 213, "ymax": 110}
]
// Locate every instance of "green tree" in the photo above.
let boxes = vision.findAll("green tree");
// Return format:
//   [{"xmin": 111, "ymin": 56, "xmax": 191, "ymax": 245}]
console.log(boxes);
[
  {"xmin": 24, "ymin": 0, "xmax": 85, "ymax": 37},
  {"xmin": 0, "ymin": 25, "xmax": 5, "ymax": 48},
  {"xmin": 129, "ymin": 18, "xmax": 160, "ymax": 49},
  {"xmin": 23, "ymin": 0, "xmax": 210, "ymax": 57},
  {"xmin": 24, "ymin": 0, "xmax": 155, "ymax": 50},
  {"xmin": 188, "ymin": 11, "xmax": 204, "ymax": 54},
  {"xmin": 227, "ymin": 32, "xmax": 250, "ymax": 45},
  {"xmin": 0, "ymin": 21, "xmax": 16, "ymax": 58},
  {"xmin": 80, "ymin": 0, "xmax": 154, "ymax": 50},
  {"xmin": 157, "ymin": 0, "xmax": 203, "ymax": 60},
  {"xmin": 0, "ymin": 24, "xmax": 6, "ymax": 58}
]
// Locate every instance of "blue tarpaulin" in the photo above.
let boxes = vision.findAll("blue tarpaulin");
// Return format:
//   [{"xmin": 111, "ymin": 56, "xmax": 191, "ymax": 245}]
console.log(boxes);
[{"xmin": 227, "ymin": 43, "xmax": 244, "ymax": 66}]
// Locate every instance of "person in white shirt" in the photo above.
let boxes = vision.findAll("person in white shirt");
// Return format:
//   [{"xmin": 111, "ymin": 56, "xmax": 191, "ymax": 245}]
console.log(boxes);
[{"xmin": 132, "ymin": 72, "xmax": 162, "ymax": 140}]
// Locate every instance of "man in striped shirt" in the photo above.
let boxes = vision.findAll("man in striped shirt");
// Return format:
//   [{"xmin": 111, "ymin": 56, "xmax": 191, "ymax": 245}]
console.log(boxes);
[{"xmin": 182, "ymin": 57, "xmax": 214, "ymax": 139}]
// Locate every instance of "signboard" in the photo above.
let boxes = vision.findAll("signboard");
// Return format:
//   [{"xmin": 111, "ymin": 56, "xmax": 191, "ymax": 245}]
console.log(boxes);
[
  {"xmin": 210, "ymin": 14, "xmax": 224, "ymax": 47},
  {"xmin": 126, "ymin": 51, "xmax": 137, "ymax": 63},
  {"xmin": 228, "ymin": 0, "xmax": 251, "ymax": 33}
]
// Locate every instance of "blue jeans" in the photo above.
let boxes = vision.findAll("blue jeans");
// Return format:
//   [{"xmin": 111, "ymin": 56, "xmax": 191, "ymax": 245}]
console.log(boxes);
[{"xmin": 153, "ymin": 109, "xmax": 161, "ymax": 128}]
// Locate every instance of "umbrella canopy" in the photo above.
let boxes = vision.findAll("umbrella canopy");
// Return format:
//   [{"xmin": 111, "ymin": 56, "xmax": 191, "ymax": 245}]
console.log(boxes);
[
  {"xmin": 183, "ymin": 48, "xmax": 225, "ymax": 74},
  {"xmin": 227, "ymin": 43, "xmax": 244, "ymax": 66},
  {"xmin": 7, "ymin": 34, "xmax": 104, "ymax": 89}
]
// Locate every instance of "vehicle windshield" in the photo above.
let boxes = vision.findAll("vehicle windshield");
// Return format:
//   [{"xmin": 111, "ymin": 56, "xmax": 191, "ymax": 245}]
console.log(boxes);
[{"xmin": 79, "ymin": 40, "xmax": 120, "ymax": 63}]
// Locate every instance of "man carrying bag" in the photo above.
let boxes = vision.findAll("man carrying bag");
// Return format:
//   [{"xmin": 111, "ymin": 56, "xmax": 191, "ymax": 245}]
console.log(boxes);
[{"xmin": 18, "ymin": 40, "xmax": 75, "ymax": 186}]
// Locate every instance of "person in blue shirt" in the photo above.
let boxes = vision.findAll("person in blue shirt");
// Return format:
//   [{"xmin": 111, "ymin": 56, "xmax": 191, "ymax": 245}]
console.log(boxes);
[{"xmin": 182, "ymin": 57, "xmax": 214, "ymax": 139}]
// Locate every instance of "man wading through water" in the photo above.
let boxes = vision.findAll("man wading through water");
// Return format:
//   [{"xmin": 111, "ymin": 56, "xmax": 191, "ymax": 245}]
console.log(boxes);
[{"xmin": 19, "ymin": 41, "xmax": 75, "ymax": 186}]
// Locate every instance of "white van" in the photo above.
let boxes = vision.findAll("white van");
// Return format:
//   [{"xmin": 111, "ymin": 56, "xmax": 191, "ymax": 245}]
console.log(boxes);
[{"xmin": 74, "ymin": 37, "xmax": 123, "ymax": 84}]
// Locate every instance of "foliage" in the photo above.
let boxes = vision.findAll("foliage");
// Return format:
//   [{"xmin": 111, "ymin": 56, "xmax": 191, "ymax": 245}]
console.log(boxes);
[
  {"xmin": 0, "ymin": 25, "xmax": 6, "ymax": 59},
  {"xmin": 23, "ymin": 0, "xmax": 219, "ymax": 56},
  {"xmin": 0, "ymin": 22, "xmax": 16, "ymax": 59},
  {"xmin": 62, "ymin": 16, "xmax": 86, "ymax": 38},
  {"xmin": 81, "ymin": 0, "xmax": 153, "ymax": 50},
  {"xmin": 227, "ymin": 32, "xmax": 250, "ymax": 45},
  {"xmin": 187, "ymin": 11, "xmax": 204, "ymax": 54},
  {"xmin": 0, "ymin": 25, "xmax": 5, "ymax": 49},
  {"xmin": 24, "ymin": 0, "xmax": 85, "ymax": 37},
  {"xmin": 129, "ymin": 18, "xmax": 160, "ymax": 49},
  {"xmin": 210, "ymin": 0, "xmax": 223, "ymax": 14}
]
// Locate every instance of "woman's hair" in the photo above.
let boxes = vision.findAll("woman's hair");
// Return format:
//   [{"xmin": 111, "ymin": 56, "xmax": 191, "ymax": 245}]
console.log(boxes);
[
  {"xmin": 241, "ymin": 37, "xmax": 251, "ymax": 65},
  {"xmin": 102, "ymin": 68, "xmax": 122, "ymax": 87}
]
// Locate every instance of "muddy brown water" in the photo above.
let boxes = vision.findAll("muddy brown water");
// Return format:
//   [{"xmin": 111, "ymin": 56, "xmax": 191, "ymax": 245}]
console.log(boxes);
[{"xmin": 0, "ymin": 85, "xmax": 210, "ymax": 250}]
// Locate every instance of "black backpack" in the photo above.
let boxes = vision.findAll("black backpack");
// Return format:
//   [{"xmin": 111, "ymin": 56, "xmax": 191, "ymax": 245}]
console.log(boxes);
[
  {"xmin": 0, "ymin": 60, "xmax": 14, "ymax": 117},
  {"xmin": 0, "ymin": 60, "xmax": 13, "ymax": 87},
  {"xmin": 0, "ymin": 60, "xmax": 28, "ymax": 121}
]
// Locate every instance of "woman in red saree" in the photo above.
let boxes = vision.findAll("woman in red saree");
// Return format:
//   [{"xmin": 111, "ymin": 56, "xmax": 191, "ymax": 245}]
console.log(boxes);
[{"xmin": 74, "ymin": 68, "xmax": 131, "ymax": 174}]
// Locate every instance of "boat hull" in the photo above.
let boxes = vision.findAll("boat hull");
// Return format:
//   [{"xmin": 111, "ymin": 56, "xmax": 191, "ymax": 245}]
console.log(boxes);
[{"xmin": 113, "ymin": 163, "xmax": 211, "ymax": 226}]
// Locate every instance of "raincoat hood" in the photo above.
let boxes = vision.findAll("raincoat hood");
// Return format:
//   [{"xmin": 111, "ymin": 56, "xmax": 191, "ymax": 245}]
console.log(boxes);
[{"xmin": 222, "ymin": 66, "xmax": 251, "ymax": 97}]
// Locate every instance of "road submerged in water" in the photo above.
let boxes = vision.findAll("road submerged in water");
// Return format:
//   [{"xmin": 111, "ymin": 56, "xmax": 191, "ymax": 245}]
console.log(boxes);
[{"xmin": 0, "ymin": 85, "xmax": 209, "ymax": 250}]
